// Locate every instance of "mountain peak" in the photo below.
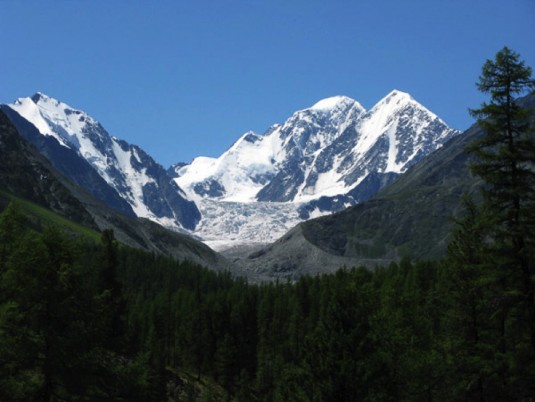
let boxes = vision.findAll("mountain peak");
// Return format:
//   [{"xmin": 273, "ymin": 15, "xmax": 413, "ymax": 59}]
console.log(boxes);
[
  {"xmin": 308, "ymin": 96, "xmax": 356, "ymax": 111},
  {"xmin": 31, "ymin": 92, "xmax": 43, "ymax": 103},
  {"xmin": 370, "ymin": 89, "xmax": 430, "ymax": 118},
  {"xmin": 382, "ymin": 89, "xmax": 413, "ymax": 104},
  {"xmin": 31, "ymin": 92, "xmax": 54, "ymax": 104}
]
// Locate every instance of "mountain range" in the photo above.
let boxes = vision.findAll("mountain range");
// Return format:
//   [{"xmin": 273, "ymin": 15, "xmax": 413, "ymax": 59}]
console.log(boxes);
[
  {"xmin": 2, "ymin": 88, "xmax": 505, "ymax": 281},
  {"xmin": 2, "ymin": 91, "xmax": 459, "ymax": 251},
  {"xmin": 174, "ymin": 91, "xmax": 457, "ymax": 205},
  {"xmin": 230, "ymin": 93, "xmax": 535, "ymax": 281}
]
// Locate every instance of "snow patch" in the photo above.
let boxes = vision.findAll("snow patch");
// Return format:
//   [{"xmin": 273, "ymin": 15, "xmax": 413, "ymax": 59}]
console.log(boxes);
[
  {"xmin": 110, "ymin": 140, "xmax": 156, "ymax": 217},
  {"xmin": 385, "ymin": 120, "xmax": 402, "ymax": 173},
  {"xmin": 307, "ymin": 207, "xmax": 330, "ymax": 219}
]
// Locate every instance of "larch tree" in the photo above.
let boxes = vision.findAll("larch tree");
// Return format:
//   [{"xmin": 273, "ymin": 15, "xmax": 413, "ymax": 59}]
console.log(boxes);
[{"xmin": 467, "ymin": 46, "xmax": 535, "ymax": 399}]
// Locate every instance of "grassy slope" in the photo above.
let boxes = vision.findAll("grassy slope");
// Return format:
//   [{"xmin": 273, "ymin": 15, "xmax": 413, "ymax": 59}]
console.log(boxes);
[{"xmin": 0, "ymin": 190, "xmax": 101, "ymax": 242}]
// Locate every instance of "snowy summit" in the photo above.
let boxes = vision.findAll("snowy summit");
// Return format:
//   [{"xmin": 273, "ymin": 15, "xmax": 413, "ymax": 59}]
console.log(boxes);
[{"xmin": 309, "ymin": 96, "xmax": 354, "ymax": 111}]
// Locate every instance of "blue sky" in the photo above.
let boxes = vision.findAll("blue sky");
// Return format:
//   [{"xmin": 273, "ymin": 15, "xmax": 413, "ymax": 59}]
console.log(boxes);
[{"xmin": 1, "ymin": 0, "xmax": 534, "ymax": 167}]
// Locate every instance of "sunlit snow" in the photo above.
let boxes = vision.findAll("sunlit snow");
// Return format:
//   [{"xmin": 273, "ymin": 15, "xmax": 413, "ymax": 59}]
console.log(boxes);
[{"xmin": 309, "ymin": 96, "xmax": 353, "ymax": 111}]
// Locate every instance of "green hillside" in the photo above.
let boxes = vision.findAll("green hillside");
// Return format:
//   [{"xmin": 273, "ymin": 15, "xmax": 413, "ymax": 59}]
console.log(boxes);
[{"xmin": 0, "ymin": 191, "xmax": 101, "ymax": 241}]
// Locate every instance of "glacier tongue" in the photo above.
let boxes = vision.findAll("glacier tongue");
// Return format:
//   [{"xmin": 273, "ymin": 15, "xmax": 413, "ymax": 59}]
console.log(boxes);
[{"xmin": 194, "ymin": 199, "xmax": 307, "ymax": 251}]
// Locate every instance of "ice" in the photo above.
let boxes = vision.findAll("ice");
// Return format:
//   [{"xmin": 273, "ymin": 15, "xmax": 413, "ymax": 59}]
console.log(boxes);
[{"xmin": 193, "ymin": 199, "xmax": 303, "ymax": 249}]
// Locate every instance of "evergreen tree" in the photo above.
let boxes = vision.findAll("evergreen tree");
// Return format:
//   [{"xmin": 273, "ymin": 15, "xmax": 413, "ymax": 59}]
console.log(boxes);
[
  {"xmin": 443, "ymin": 196, "xmax": 500, "ymax": 401},
  {"xmin": 98, "ymin": 229, "xmax": 127, "ymax": 354},
  {"xmin": 0, "ymin": 225, "xmax": 104, "ymax": 400},
  {"xmin": 468, "ymin": 47, "xmax": 535, "ymax": 312},
  {"xmin": 462, "ymin": 46, "xmax": 535, "ymax": 399}
]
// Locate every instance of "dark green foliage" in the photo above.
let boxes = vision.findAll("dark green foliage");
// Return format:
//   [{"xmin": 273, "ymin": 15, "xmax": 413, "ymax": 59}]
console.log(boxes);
[
  {"xmin": 445, "ymin": 47, "xmax": 535, "ymax": 400},
  {"xmin": 0, "ymin": 203, "xmax": 155, "ymax": 401},
  {"xmin": 468, "ymin": 47, "xmax": 535, "ymax": 262},
  {"xmin": 118, "ymin": 256, "xmax": 464, "ymax": 402},
  {"xmin": 2, "ymin": 194, "xmax": 535, "ymax": 400}
]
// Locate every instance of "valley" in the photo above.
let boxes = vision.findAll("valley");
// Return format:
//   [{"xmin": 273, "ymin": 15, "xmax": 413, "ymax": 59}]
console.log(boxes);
[{"xmin": 1, "ymin": 1, "xmax": 533, "ymax": 398}]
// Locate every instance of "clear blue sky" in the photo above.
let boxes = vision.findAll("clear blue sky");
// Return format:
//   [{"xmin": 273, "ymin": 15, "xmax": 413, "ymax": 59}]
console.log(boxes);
[{"xmin": 1, "ymin": 0, "xmax": 534, "ymax": 167}]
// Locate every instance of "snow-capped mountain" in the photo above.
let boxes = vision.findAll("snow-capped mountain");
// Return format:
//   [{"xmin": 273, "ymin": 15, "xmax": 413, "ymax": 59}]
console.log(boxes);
[
  {"xmin": 2, "ymin": 90, "xmax": 459, "ymax": 250},
  {"xmin": 5, "ymin": 93, "xmax": 200, "ymax": 230},
  {"xmin": 293, "ymin": 90, "xmax": 460, "ymax": 216},
  {"xmin": 173, "ymin": 90, "xmax": 460, "ymax": 244},
  {"xmin": 175, "ymin": 91, "xmax": 457, "ymax": 204},
  {"xmin": 173, "ymin": 95, "xmax": 366, "ymax": 203}
]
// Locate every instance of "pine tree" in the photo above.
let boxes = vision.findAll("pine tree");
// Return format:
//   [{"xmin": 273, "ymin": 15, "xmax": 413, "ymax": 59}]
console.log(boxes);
[
  {"xmin": 444, "ymin": 196, "xmax": 500, "ymax": 401},
  {"xmin": 465, "ymin": 46, "xmax": 535, "ymax": 399},
  {"xmin": 469, "ymin": 49, "xmax": 535, "ymax": 228},
  {"xmin": 468, "ymin": 47, "xmax": 535, "ymax": 288},
  {"xmin": 0, "ymin": 225, "xmax": 106, "ymax": 400}
]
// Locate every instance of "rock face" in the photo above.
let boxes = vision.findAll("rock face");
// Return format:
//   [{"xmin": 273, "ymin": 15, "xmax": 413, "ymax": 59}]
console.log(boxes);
[
  {"xmin": 4, "ymin": 93, "xmax": 200, "ymax": 230},
  {"xmin": 174, "ymin": 90, "xmax": 460, "ymax": 246}
]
